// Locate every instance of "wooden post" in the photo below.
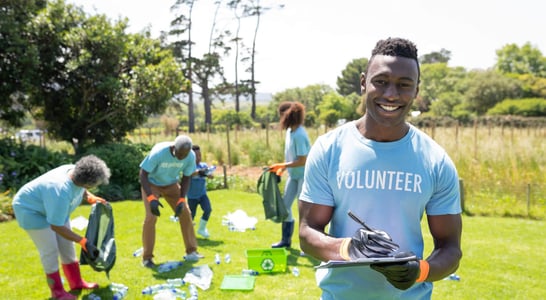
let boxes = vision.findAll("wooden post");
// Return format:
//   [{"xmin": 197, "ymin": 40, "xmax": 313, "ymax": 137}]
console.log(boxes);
[
  {"xmin": 223, "ymin": 165, "xmax": 228, "ymax": 189},
  {"xmin": 226, "ymin": 123, "xmax": 232, "ymax": 167}
]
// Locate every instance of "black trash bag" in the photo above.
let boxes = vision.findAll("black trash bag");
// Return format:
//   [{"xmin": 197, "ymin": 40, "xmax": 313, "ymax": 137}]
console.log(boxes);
[
  {"xmin": 257, "ymin": 168, "xmax": 288, "ymax": 223},
  {"xmin": 80, "ymin": 202, "xmax": 116, "ymax": 278}
]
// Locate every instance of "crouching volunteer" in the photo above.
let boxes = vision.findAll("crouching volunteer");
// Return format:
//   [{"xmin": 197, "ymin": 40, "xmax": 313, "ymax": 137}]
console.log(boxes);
[
  {"xmin": 139, "ymin": 135, "xmax": 203, "ymax": 268},
  {"xmin": 12, "ymin": 155, "xmax": 111, "ymax": 300}
]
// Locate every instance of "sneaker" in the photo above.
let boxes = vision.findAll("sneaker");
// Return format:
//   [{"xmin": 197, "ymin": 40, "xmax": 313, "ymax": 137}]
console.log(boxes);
[
  {"xmin": 142, "ymin": 259, "xmax": 157, "ymax": 269},
  {"xmin": 184, "ymin": 251, "xmax": 204, "ymax": 262}
]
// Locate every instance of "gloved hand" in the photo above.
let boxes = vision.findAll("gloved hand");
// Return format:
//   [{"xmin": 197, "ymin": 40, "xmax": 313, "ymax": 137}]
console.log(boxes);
[
  {"xmin": 198, "ymin": 169, "xmax": 207, "ymax": 177},
  {"xmin": 87, "ymin": 194, "xmax": 107, "ymax": 205},
  {"xmin": 147, "ymin": 195, "xmax": 163, "ymax": 216},
  {"xmin": 371, "ymin": 259, "xmax": 428, "ymax": 290},
  {"xmin": 79, "ymin": 237, "xmax": 100, "ymax": 261},
  {"xmin": 175, "ymin": 197, "xmax": 186, "ymax": 216},
  {"xmin": 268, "ymin": 163, "xmax": 286, "ymax": 176},
  {"xmin": 342, "ymin": 227, "xmax": 400, "ymax": 260}
]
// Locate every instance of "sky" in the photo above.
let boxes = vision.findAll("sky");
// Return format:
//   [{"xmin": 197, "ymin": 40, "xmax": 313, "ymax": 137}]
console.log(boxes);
[{"xmin": 68, "ymin": 0, "xmax": 546, "ymax": 94}]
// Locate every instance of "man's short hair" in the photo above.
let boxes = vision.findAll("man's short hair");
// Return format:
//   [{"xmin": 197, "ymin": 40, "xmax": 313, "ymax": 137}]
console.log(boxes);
[
  {"xmin": 192, "ymin": 145, "xmax": 200, "ymax": 151},
  {"xmin": 367, "ymin": 37, "xmax": 420, "ymax": 81},
  {"xmin": 174, "ymin": 135, "xmax": 192, "ymax": 151}
]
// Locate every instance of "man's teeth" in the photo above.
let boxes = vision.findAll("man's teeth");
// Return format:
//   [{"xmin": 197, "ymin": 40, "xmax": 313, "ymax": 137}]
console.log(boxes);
[{"xmin": 380, "ymin": 105, "xmax": 398, "ymax": 111}]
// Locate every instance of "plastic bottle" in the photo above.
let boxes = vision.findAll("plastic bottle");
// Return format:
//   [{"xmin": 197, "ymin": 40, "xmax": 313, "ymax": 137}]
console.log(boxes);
[
  {"xmin": 170, "ymin": 215, "xmax": 179, "ymax": 222},
  {"xmin": 205, "ymin": 165, "xmax": 216, "ymax": 176},
  {"xmin": 113, "ymin": 288, "xmax": 128, "ymax": 300},
  {"xmin": 188, "ymin": 284, "xmax": 198, "ymax": 299},
  {"xmin": 142, "ymin": 284, "xmax": 165, "ymax": 295},
  {"xmin": 292, "ymin": 267, "xmax": 300, "ymax": 277},
  {"xmin": 87, "ymin": 293, "xmax": 101, "ymax": 300},
  {"xmin": 110, "ymin": 282, "xmax": 128, "ymax": 291},
  {"xmin": 224, "ymin": 254, "xmax": 231, "ymax": 264},
  {"xmin": 158, "ymin": 261, "xmax": 183, "ymax": 273},
  {"xmin": 133, "ymin": 247, "xmax": 143, "ymax": 257},
  {"xmin": 166, "ymin": 278, "xmax": 185, "ymax": 287},
  {"xmin": 445, "ymin": 273, "xmax": 461, "ymax": 281},
  {"xmin": 214, "ymin": 253, "xmax": 221, "ymax": 264},
  {"xmin": 242, "ymin": 269, "xmax": 259, "ymax": 276}
]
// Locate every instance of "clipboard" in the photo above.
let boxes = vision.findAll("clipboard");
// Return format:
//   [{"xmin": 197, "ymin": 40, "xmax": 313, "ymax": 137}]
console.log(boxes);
[{"xmin": 316, "ymin": 254, "xmax": 417, "ymax": 269}]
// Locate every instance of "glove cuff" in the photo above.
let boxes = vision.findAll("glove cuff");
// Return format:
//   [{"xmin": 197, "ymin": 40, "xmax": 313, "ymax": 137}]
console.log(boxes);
[
  {"xmin": 79, "ymin": 237, "xmax": 87, "ymax": 251},
  {"xmin": 416, "ymin": 260, "xmax": 430, "ymax": 282},
  {"xmin": 339, "ymin": 238, "xmax": 352, "ymax": 261},
  {"xmin": 146, "ymin": 194, "xmax": 157, "ymax": 202},
  {"xmin": 176, "ymin": 197, "xmax": 186, "ymax": 205}
]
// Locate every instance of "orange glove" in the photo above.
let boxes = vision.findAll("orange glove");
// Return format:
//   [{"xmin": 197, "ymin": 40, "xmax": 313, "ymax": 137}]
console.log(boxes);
[
  {"xmin": 268, "ymin": 163, "xmax": 287, "ymax": 176},
  {"xmin": 87, "ymin": 194, "xmax": 107, "ymax": 204}
]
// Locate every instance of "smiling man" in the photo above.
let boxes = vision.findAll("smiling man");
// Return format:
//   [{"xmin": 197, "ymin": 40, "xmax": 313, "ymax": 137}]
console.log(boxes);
[{"xmin": 298, "ymin": 38, "xmax": 462, "ymax": 299}]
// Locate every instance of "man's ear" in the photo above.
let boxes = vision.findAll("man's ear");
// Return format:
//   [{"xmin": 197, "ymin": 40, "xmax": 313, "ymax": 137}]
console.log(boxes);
[{"xmin": 360, "ymin": 72, "xmax": 366, "ymax": 94}]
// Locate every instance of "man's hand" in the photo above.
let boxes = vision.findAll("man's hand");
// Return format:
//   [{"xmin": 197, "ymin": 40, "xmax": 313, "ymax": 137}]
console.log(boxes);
[
  {"xmin": 371, "ymin": 259, "xmax": 429, "ymax": 290},
  {"xmin": 175, "ymin": 197, "xmax": 186, "ymax": 216},
  {"xmin": 268, "ymin": 163, "xmax": 286, "ymax": 176},
  {"xmin": 340, "ymin": 227, "xmax": 400, "ymax": 260},
  {"xmin": 147, "ymin": 195, "xmax": 163, "ymax": 216},
  {"xmin": 198, "ymin": 169, "xmax": 207, "ymax": 177},
  {"xmin": 79, "ymin": 237, "xmax": 100, "ymax": 261}
]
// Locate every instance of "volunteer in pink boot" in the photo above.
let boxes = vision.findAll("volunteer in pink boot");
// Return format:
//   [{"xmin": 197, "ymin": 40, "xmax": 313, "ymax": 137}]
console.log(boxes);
[{"xmin": 12, "ymin": 155, "xmax": 111, "ymax": 300}]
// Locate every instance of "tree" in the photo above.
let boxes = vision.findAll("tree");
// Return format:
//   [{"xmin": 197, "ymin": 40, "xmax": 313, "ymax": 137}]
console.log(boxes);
[
  {"xmin": 495, "ymin": 42, "xmax": 546, "ymax": 78},
  {"xmin": 0, "ymin": 0, "xmax": 46, "ymax": 127},
  {"xmin": 170, "ymin": 0, "xmax": 197, "ymax": 132},
  {"xmin": 462, "ymin": 70, "xmax": 522, "ymax": 115},
  {"xmin": 270, "ymin": 84, "xmax": 333, "ymax": 121},
  {"xmin": 419, "ymin": 48, "xmax": 451, "ymax": 64},
  {"xmin": 29, "ymin": 0, "xmax": 185, "ymax": 152},
  {"xmin": 336, "ymin": 58, "xmax": 368, "ymax": 96},
  {"xmin": 416, "ymin": 63, "xmax": 466, "ymax": 112},
  {"xmin": 316, "ymin": 92, "xmax": 352, "ymax": 127}
]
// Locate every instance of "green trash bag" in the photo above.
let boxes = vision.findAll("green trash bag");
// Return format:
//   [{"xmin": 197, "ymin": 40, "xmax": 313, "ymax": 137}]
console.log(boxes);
[
  {"xmin": 257, "ymin": 168, "xmax": 288, "ymax": 223},
  {"xmin": 80, "ymin": 202, "xmax": 116, "ymax": 278}
]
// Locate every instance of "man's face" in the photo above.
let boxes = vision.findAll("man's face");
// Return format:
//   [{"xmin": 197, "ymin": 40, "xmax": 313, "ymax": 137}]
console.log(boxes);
[
  {"xmin": 174, "ymin": 147, "xmax": 191, "ymax": 160},
  {"xmin": 361, "ymin": 55, "xmax": 419, "ymax": 128}
]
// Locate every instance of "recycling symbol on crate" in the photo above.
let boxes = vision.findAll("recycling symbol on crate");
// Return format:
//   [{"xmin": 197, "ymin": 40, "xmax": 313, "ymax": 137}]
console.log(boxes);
[{"xmin": 261, "ymin": 258, "xmax": 275, "ymax": 271}]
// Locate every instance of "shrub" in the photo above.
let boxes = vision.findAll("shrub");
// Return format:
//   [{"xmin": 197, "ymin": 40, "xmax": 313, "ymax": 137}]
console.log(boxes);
[{"xmin": 82, "ymin": 142, "xmax": 151, "ymax": 201}]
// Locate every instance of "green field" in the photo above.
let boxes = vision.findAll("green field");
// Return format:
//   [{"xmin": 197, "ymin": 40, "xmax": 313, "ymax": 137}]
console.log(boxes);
[{"xmin": 2, "ymin": 189, "xmax": 544, "ymax": 299}]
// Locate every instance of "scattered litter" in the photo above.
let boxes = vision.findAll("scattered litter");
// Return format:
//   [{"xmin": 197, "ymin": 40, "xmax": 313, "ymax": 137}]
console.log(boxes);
[
  {"xmin": 222, "ymin": 210, "xmax": 258, "ymax": 232},
  {"xmin": 183, "ymin": 264, "xmax": 213, "ymax": 290},
  {"xmin": 70, "ymin": 216, "xmax": 88, "ymax": 230}
]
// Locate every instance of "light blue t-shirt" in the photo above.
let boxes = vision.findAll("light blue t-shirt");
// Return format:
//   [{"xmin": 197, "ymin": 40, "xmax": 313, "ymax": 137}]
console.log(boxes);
[
  {"xmin": 299, "ymin": 121, "xmax": 461, "ymax": 300},
  {"xmin": 188, "ymin": 162, "xmax": 208, "ymax": 199},
  {"xmin": 285, "ymin": 125, "xmax": 311, "ymax": 179},
  {"xmin": 140, "ymin": 142, "xmax": 197, "ymax": 186},
  {"xmin": 12, "ymin": 165, "xmax": 85, "ymax": 229}
]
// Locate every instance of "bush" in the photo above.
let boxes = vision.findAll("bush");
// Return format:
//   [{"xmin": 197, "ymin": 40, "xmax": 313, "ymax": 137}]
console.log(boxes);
[
  {"xmin": 0, "ymin": 138, "xmax": 72, "ymax": 193},
  {"xmin": 82, "ymin": 142, "xmax": 151, "ymax": 201}
]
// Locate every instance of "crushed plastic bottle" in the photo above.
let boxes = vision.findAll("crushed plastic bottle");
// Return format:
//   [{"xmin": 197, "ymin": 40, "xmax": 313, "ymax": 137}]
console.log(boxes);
[
  {"xmin": 224, "ymin": 254, "xmax": 231, "ymax": 264},
  {"xmin": 142, "ymin": 284, "xmax": 172, "ymax": 295},
  {"xmin": 88, "ymin": 293, "xmax": 101, "ymax": 300},
  {"xmin": 204, "ymin": 165, "xmax": 216, "ymax": 176},
  {"xmin": 166, "ymin": 278, "xmax": 185, "ymax": 287},
  {"xmin": 113, "ymin": 288, "xmax": 128, "ymax": 300},
  {"xmin": 242, "ymin": 269, "xmax": 259, "ymax": 276},
  {"xmin": 292, "ymin": 267, "xmax": 300, "ymax": 277},
  {"xmin": 133, "ymin": 247, "xmax": 143, "ymax": 257},
  {"xmin": 170, "ymin": 215, "xmax": 179, "ymax": 222},
  {"xmin": 214, "ymin": 253, "xmax": 221, "ymax": 265},
  {"xmin": 158, "ymin": 261, "xmax": 183, "ymax": 273},
  {"xmin": 444, "ymin": 273, "xmax": 461, "ymax": 281},
  {"xmin": 188, "ymin": 284, "xmax": 198, "ymax": 299}
]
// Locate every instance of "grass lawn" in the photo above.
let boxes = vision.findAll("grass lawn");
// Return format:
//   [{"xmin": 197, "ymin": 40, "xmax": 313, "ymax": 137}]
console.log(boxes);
[{"xmin": 1, "ymin": 189, "xmax": 545, "ymax": 299}]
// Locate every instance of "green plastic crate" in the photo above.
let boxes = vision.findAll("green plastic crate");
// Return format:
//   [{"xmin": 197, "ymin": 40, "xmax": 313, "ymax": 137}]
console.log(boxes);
[{"xmin": 245, "ymin": 248, "xmax": 288, "ymax": 273}]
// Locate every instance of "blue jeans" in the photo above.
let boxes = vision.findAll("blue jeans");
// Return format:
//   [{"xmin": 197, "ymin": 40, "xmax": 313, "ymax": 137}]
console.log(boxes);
[
  {"xmin": 282, "ymin": 176, "xmax": 304, "ymax": 222},
  {"xmin": 188, "ymin": 194, "xmax": 212, "ymax": 221}
]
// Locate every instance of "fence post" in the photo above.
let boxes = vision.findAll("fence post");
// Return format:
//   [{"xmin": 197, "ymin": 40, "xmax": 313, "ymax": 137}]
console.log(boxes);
[
  {"xmin": 459, "ymin": 179, "xmax": 465, "ymax": 213},
  {"xmin": 223, "ymin": 165, "xmax": 228, "ymax": 189}
]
